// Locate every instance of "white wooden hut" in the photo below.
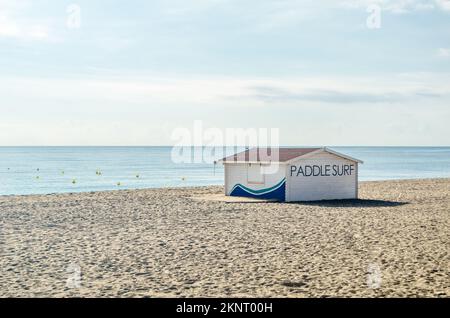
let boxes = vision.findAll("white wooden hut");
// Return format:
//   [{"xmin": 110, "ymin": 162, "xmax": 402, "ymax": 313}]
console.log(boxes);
[{"xmin": 220, "ymin": 147, "xmax": 363, "ymax": 202}]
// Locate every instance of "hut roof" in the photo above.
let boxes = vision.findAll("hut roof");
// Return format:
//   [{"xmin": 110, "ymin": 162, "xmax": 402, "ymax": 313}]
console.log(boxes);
[{"xmin": 220, "ymin": 147, "xmax": 363, "ymax": 164}]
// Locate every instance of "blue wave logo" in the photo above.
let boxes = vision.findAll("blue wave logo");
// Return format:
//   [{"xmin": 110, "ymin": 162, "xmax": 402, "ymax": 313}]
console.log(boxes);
[{"xmin": 230, "ymin": 178, "xmax": 286, "ymax": 201}]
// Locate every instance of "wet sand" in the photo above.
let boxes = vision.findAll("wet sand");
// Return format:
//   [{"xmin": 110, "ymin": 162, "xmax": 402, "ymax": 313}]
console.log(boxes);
[{"xmin": 0, "ymin": 178, "xmax": 449, "ymax": 297}]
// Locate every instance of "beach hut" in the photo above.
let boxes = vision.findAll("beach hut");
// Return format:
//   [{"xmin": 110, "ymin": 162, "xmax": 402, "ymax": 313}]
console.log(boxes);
[{"xmin": 220, "ymin": 147, "xmax": 363, "ymax": 202}]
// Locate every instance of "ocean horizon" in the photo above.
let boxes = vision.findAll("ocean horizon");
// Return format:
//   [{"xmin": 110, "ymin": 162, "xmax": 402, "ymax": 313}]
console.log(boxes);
[{"xmin": 1, "ymin": 146, "xmax": 449, "ymax": 196}]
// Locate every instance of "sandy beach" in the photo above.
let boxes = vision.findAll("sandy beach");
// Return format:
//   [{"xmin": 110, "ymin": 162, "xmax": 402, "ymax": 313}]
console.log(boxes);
[{"xmin": 0, "ymin": 178, "xmax": 448, "ymax": 298}]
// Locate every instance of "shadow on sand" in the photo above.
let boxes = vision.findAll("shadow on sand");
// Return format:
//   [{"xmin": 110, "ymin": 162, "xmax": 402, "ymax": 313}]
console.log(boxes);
[{"xmin": 288, "ymin": 199, "xmax": 409, "ymax": 208}]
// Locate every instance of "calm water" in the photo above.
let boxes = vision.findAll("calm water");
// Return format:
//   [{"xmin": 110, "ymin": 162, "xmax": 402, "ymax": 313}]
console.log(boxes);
[{"xmin": 0, "ymin": 147, "xmax": 449, "ymax": 196}]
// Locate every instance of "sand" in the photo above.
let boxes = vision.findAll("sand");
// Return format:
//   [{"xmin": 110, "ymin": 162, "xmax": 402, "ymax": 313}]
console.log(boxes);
[{"xmin": 0, "ymin": 178, "xmax": 448, "ymax": 298}]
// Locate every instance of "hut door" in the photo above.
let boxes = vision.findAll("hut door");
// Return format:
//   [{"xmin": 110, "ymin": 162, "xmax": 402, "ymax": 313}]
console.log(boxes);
[{"xmin": 247, "ymin": 164, "xmax": 265, "ymax": 184}]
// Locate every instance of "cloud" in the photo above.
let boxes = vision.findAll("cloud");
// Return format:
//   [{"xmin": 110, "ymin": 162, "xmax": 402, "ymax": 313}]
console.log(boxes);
[
  {"xmin": 0, "ymin": 15, "xmax": 20, "ymax": 37},
  {"xmin": 146, "ymin": 0, "xmax": 327, "ymax": 32},
  {"xmin": 0, "ymin": 17, "xmax": 49, "ymax": 40},
  {"xmin": 1, "ymin": 72, "xmax": 449, "ymax": 146},
  {"xmin": 435, "ymin": 0, "xmax": 450, "ymax": 10},
  {"xmin": 246, "ymin": 85, "xmax": 441, "ymax": 104},
  {"xmin": 1, "ymin": 73, "xmax": 448, "ymax": 109},
  {"xmin": 0, "ymin": 0, "xmax": 50, "ymax": 40},
  {"xmin": 437, "ymin": 48, "xmax": 450, "ymax": 58},
  {"xmin": 340, "ymin": 0, "xmax": 446, "ymax": 13}
]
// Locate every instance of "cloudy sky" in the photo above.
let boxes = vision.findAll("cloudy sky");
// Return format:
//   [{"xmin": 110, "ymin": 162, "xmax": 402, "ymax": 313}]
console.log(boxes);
[{"xmin": 1, "ymin": 0, "xmax": 449, "ymax": 146}]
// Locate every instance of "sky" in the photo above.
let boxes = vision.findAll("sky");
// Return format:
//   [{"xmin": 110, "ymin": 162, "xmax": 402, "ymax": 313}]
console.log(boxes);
[{"xmin": 0, "ymin": 0, "xmax": 449, "ymax": 146}]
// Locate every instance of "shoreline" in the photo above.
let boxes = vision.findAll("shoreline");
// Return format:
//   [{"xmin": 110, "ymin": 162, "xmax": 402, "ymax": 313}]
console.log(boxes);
[
  {"xmin": 1, "ymin": 177, "xmax": 450, "ymax": 199},
  {"xmin": 0, "ymin": 178, "xmax": 449, "ymax": 297}
]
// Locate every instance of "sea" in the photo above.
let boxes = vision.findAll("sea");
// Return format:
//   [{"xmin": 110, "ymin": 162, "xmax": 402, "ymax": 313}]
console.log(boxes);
[{"xmin": 0, "ymin": 147, "xmax": 449, "ymax": 196}]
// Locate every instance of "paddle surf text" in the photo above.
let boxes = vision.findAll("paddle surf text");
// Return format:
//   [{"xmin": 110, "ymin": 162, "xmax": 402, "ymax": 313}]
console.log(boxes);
[{"xmin": 290, "ymin": 164, "xmax": 355, "ymax": 177}]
